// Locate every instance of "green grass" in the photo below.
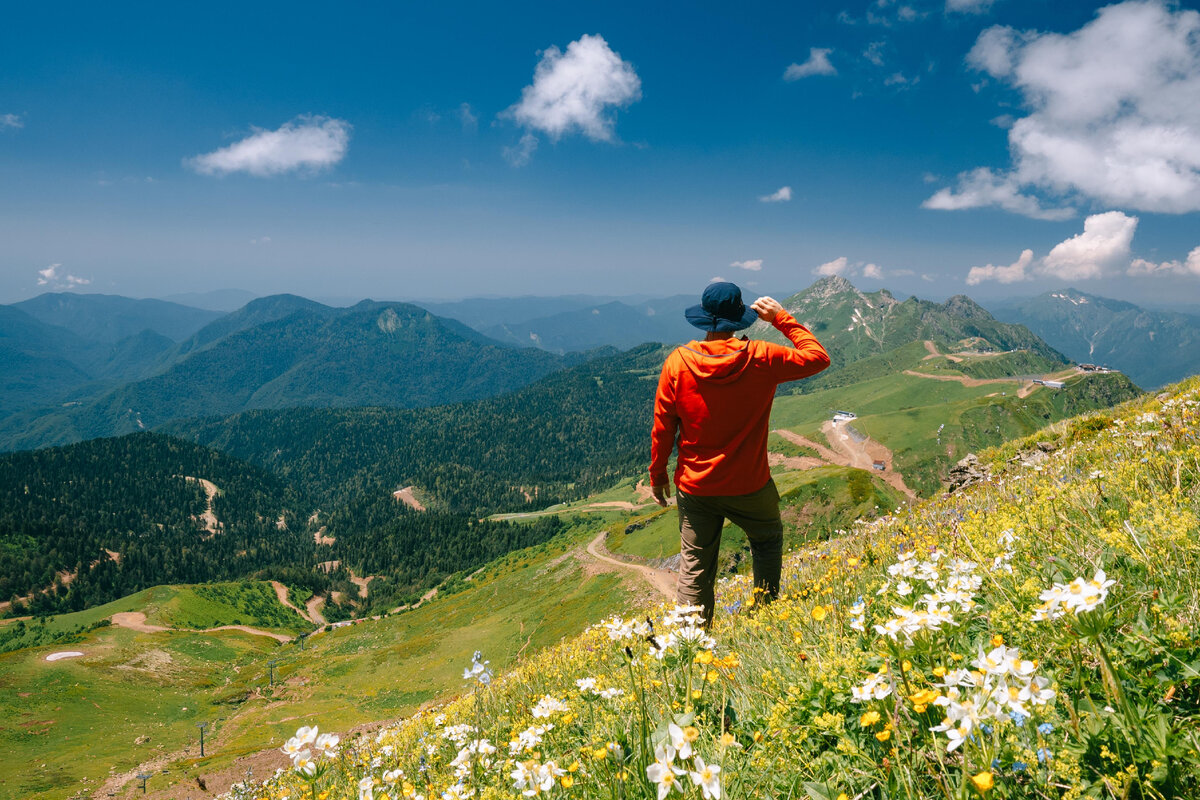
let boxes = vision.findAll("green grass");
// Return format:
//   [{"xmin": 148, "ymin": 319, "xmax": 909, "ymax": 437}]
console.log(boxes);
[
  {"xmin": 0, "ymin": 520, "xmax": 640, "ymax": 799},
  {"xmin": 151, "ymin": 582, "xmax": 311, "ymax": 634}
]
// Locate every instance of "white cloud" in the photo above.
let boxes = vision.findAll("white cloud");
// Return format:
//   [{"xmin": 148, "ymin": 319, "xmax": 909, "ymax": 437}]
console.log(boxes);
[
  {"xmin": 730, "ymin": 259, "xmax": 763, "ymax": 271},
  {"xmin": 967, "ymin": 211, "xmax": 1143, "ymax": 284},
  {"xmin": 36, "ymin": 264, "xmax": 91, "ymax": 290},
  {"xmin": 814, "ymin": 256, "xmax": 850, "ymax": 276},
  {"xmin": 863, "ymin": 41, "xmax": 886, "ymax": 67},
  {"xmin": 862, "ymin": 263, "xmax": 884, "ymax": 279},
  {"xmin": 1, "ymin": 113, "xmax": 22, "ymax": 129},
  {"xmin": 966, "ymin": 249, "xmax": 1033, "ymax": 285},
  {"xmin": 506, "ymin": 34, "xmax": 641, "ymax": 144},
  {"xmin": 923, "ymin": 167, "xmax": 1074, "ymax": 220},
  {"xmin": 930, "ymin": 2, "xmax": 1200, "ymax": 216},
  {"xmin": 459, "ymin": 103, "xmax": 478, "ymax": 132},
  {"xmin": 502, "ymin": 133, "xmax": 539, "ymax": 167},
  {"xmin": 188, "ymin": 115, "xmax": 351, "ymax": 177},
  {"xmin": 946, "ymin": 0, "xmax": 995, "ymax": 14},
  {"xmin": 1041, "ymin": 211, "xmax": 1138, "ymax": 281},
  {"xmin": 250, "ymin": 236, "xmax": 272, "ymax": 245},
  {"xmin": 784, "ymin": 48, "xmax": 837, "ymax": 80},
  {"xmin": 1129, "ymin": 246, "xmax": 1200, "ymax": 277},
  {"xmin": 709, "ymin": 276, "xmax": 727, "ymax": 283},
  {"xmin": 759, "ymin": 186, "xmax": 792, "ymax": 203}
]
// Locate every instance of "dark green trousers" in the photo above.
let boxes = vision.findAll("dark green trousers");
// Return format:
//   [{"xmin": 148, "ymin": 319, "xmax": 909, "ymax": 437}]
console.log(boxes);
[{"xmin": 676, "ymin": 478, "xmax": 784, "ymax": 624}]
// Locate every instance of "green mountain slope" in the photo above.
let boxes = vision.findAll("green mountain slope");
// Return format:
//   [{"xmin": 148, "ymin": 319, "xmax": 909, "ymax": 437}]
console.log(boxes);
[
  {"xmin": 0, "ymin": 299, "xmax": 579, "ymax": 452},
  {"xmin": 10, "ymin": 292, "xmax": 222, "ymax": 344},
  {"xmin": 989, "ymin": 288, "xmax": 1200, "ymax": 388},
  {"xmin": 760, "ymin": 276, "xmax": 1066, "ymax": 371}
]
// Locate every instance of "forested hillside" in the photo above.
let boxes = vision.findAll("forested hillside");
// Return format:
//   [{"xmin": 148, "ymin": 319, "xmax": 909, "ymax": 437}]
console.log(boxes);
[
  {"xmin": 0, "ymin": 298, "xmax": 587, "ymax": 452},
  {"xmin": 0, "ymin": 433, "xmax": 304, "ymax": 615},
  {"xmin": 164, "ymin": 342, "xmax": 671, "ymax": 514}
]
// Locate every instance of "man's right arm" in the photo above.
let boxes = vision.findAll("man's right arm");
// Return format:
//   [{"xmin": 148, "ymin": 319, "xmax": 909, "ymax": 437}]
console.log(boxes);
[
  {"xmin": 648, "ymin": 353, "xmax": 679, "ymax": 505},
  {"xmin": 751, "ymin": 296, "xmax": 831, "ymax": 381}
]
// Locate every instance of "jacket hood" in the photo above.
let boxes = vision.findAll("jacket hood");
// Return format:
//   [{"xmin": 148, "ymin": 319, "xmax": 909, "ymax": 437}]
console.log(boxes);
[{"xmin": 677, "ymin": 339, "xmax": 753, "ymax": 384}]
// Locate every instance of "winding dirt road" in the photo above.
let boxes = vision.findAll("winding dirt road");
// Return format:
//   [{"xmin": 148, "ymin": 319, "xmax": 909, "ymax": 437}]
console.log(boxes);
[
  {"xmin": 585, "ymin": 532, "xmax": 676, "ymax": 600},
  {"xmin": 902, "ymin": 369, "xmax": 1038, "ymax": 398},
  {"xmin": 773, "ymin": 424, "xmax": 916, "ymax": 499},
  {"xmin": 110, "ymin": 611, "xmax": 293, "ymax": 643}
]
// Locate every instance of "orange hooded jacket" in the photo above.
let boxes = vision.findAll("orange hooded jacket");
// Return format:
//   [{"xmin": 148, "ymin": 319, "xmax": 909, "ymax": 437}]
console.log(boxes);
[{"xmin": 649, "ymin": 310, "xmax": 830, "ymax": 497}]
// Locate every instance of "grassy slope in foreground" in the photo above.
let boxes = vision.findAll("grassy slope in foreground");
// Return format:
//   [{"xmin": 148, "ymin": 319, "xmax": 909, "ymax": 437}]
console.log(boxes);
[
  {"xmin": 0, "ymin": 521, "xmax": 638, "ymax": 799},
  {"xmin": 245, "ymin": 378, "xmax": 1200, "ymax": 800}
]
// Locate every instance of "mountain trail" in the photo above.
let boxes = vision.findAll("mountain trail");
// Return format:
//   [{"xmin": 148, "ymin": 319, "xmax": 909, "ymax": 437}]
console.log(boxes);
[
  {"xmin": 585, "ymin": 531, "xmax": 676, "ymax": 601},
  {"xmin": 180, "ymin": 476, "xmax": 222, "ymax": 537},
  {"xmin": 109, "ymin": 611, "xmax": 293, "ymax": 642},
  {"xmin": 306, "ymin": 596, "xmax": 328, "ymax": 626},
  {"xmin": 902, "ymin": 368, "xmax": 1028, "ymax": 390},
  {"xmin": 393, "ymin": 485, "xmax": 426, "ymax": 511},
  {"xmin": 922, "ymin": 340, "xmax": 963, "ymax": 363},
  {"xmin": 270, "ymin": 580, "xmax": 316, "ymax": 624}
]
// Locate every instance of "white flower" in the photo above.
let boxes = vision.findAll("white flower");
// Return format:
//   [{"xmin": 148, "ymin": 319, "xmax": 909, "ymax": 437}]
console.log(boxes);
[
  {"xmin": 382, "ymin": 769, "xmax": 403, "ymax": 783},
  {"xmin": 293, "ymin": 752, "xmax": 317, "ymax": 776},
  {"xmin": 576, "ymin": 677, "xmax": 597, "ymax": 692},
  {"xmin": 511, "ymin": 759, "xmax": 564, "ymax": 797},
  {"xmin": 531, "ymin": 695, "xmax": 569, "ymax": 718},
  {"xmin": 597, "ymin": 687, "xmax": 625, "ymax": 700},
  {"xmin": 295, "ymin": 725, "xmax": 319, "ymax": 745},
  {"xmin": 668, "ymin": 723, "xmax": 695, "ymax": 759},
  {"xmin": 314, "ymin": 732, "xmax": 340, "ymax": 758},
  {"xmin": 463, "ymin": 651, "xmax": 492, "ymax": 686},
  {"xmin": 646, "ymin": 745, "xmax": 685, "ymax": 800},
  {"xmin": 359, "ymin": 776, "xmax": 377, "ymax": 800},
  {"xmin": 688, "ymin": 756, "xmax": 722, "ymax": 800},
  {"xmin": 281, "ymin": 736, "xmax": 306, "ymax": 758},
  {"xmin": 509, "ymin": 724, "xmax": 553, "ymax": 755},
  {"xmin": 850, "ymin": 670, "xmax": 893, "ymax": 703},
  {"xmin": 895, "ymin": 580, "xmax": 913, "ymax": 597}
]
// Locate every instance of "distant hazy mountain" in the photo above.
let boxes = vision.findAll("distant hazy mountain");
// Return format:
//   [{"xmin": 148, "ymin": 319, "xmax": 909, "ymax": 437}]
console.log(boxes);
[
  {"xmin": 0, "ymin": 305, "xmax": 97, "ymax": 415},
  {"xmin": 158, "ymin": 288, "xmax": 261, "ymax": 312},
  {"xmin": 480, "ymin": 296, "xmax": 696, "ymax": 352},
  {"xmin": 11, "ymin": 292, "xmax": 222, "ymax": 343},
  {"xmin": 418, "ymin": 294, "xmax": 654, "ymax": 330},
  {"xmin": 762, "ymin": 276, "xmax": 1067, "ymax": 369},
  {"xmin": 0, "ymin": 297, "xmax": 581, "ymax": 451},
  {"xmin": 988, "ymin": 289, "xmax": 1200, "ymax": 389}
]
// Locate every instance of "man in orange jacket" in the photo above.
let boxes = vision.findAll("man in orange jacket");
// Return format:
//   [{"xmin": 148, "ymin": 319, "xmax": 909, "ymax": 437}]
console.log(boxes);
[{"xmin": 649, "ymin": 281, "xmax": 830, "ymax": 624}]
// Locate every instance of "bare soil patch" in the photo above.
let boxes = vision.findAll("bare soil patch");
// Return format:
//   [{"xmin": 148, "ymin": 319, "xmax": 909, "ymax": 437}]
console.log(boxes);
[
  {"xmin": 393, "ymin": 485, "xmax": 426, "ymax": 511},
  {"xmin": 584, "ymin": 531, "xmax": 676, "ymax": 600}
]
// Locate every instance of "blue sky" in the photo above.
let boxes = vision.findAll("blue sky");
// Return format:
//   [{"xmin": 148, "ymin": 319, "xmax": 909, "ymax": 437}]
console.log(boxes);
[{"xmin": 2, "ymin": 0, "xmax": 1199, "ymax": 307}]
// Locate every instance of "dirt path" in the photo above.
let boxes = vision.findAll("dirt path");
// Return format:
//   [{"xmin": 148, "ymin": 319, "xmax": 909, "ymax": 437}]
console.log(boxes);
[
  {"xmin": 922, "ymin": 340, "xmax": 962, "ymax": 363},
  {"xmin": 306, "ymin": 596, "xmax": 328, "ymax": 626},
  {"xmin": 902, "ymin": 368, "xmax": 1029, "ymax": 390},
  {"xmin": 820, "ymin": 420, "xmax": 916, "ymax": 499},
  {"xmin": 348, "ymin": 570, "xmax": 377, "ymax": 599},
  {"xmin": 585, "ymin": 531, "xmax": 676, "ymax": 601},
  {"xmin": 270, "ymin": 580, "xmax": 316, "ymax": 624},
  {"xmin": 772, "ymin": 426, "xmax": 915, "ymax": 499},
  {"xmin": 771, "ymin": 428, "xmax": 845, "ymax": 465},
  {"xmin": 109, "ymin": 611, "xmax": 293, "ymax": 642},
  {"xmin": 181, "ymin": 476, "xmax": 222, "ymax": 536}
]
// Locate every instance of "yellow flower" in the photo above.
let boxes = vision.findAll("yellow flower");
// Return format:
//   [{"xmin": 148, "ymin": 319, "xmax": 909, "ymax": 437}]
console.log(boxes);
[
  {"xmin": 592, "ymin": 747, "xmax": 608, "ymax": 760},
  {"xmin": 569, "ymin": 761, "xmax": 580, "ymax": 773},
  {"xmin": 859, "ymin": 710, "xmax": 881, "ymax": 727},
  {"xmin": 696, "ymin": 651, "xmax": 715, "ymax": 665},
  {"xmin": 932, "ymin": 666, "xmax": 947, "ymax": 677},
  {"xmin": 720, "ymin": 732, "xmax": 736, "ymax": 747},
  {"xmin": 910, "ymin": 688, "xmax": 939, "ymax": 707},
  {"xmin": 971, "ymin": 771, "xmax": 994, "ymax": 793},
  {"xmin": 753, "ymin": 731, "xmax": 764, "ymax": 743},
  {"xmin": 812, "ymin": 606, "xmax": 827, "ymax": 622},
  {"xmin": 875, "ymin": 729, "xmax": 891, "ymax": 741},
  {"xmin": 991, "ymin": 634, "xmax": 1004, "ymax": 647},
  {"xmin": 901, "ymin": 660, "xmax": 912, "ymax": 673},
  {"xmin": 705, "ymin": 670, "xmax": 720, "ymax": 683},
  {"xmin": 838, "ymin": 794, "xmax": 850, "ymax": 800},
  {"xmin": 561, "ymin": 775, "xmax": 575, "ymax": 788},
  {"xmin": 691, "ymin": 689, "xmax": 703, "ymax": 699},
  {"xmin": 683, "ymin": 726, "xmax": 700, "ymax": 743}
]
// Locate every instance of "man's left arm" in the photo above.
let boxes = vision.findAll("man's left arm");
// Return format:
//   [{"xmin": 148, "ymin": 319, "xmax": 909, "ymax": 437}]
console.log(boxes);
[{"xmin": 648, "ymin": 353, "xmax": 680, "ymax": 506}]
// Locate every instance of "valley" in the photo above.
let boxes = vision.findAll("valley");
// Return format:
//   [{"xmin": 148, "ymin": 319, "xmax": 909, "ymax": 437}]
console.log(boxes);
[{"xmin": 0, "ymin": 277, "xmax": 1149, "ymax": 798}]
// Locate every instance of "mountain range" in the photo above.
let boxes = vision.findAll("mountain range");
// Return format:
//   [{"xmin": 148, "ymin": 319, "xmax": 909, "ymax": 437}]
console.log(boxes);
[{"xmin": 988, "ymin": 288, "xmax": 1200, "ymax": 389}]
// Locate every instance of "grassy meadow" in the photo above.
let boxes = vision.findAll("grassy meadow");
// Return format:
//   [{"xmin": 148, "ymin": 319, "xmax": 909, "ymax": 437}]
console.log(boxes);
[{"xmin": 242, "ymin": 378, "xmax": 1200, "ymax": 800}]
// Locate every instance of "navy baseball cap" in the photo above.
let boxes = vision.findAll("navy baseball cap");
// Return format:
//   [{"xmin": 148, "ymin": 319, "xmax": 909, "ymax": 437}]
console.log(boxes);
[{"xmin": 684, "ymin": 282, "xmax": 759, "ymax": 332}]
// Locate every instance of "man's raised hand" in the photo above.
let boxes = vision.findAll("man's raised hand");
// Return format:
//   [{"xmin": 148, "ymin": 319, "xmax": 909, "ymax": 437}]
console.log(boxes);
[{"xmin": 751, "ymin": 296, "xmax": 783, "ymax": 323}]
